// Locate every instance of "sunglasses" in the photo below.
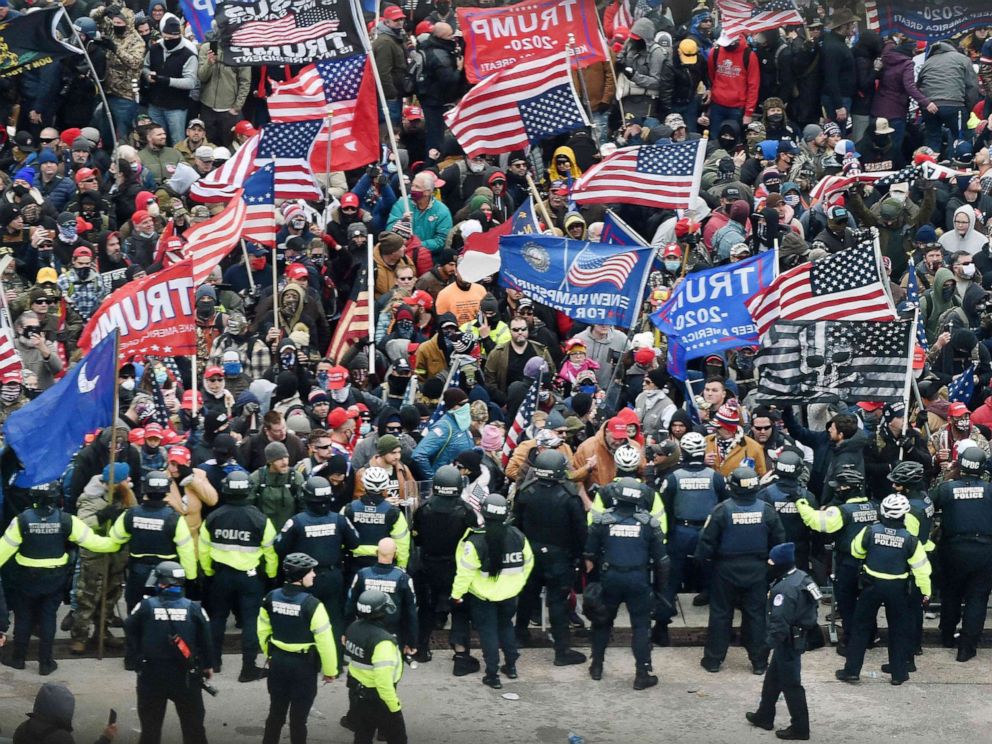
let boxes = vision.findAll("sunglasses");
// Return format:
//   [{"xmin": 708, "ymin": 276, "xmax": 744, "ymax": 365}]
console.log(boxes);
[
  {"xmin": 752, "ymin": 425, "xmax": 772, "ymax": 431},
  {"xmin": 517, "ymin": 309, "xmax": 534, "ymax": 316},
  {"xmin": 205, "ymin": 376, "xmax": 223, "ymax": 382},
  {"xmin": 32, "ymin": 298, "xmax": 51, "ymax": 305},
  {"xmin": 312, "ymin": 443, "xmax": 333, "ymax": 450},
  {"xmin": 385, "ymin": 425, "xmax": 403, "ymax": 433}
]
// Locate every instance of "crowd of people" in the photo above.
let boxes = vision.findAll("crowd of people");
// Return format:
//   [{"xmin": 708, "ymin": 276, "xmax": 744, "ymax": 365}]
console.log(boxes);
[{"xmin": 0, "ymin": 0, "xmax": 990, "ymax": 742}]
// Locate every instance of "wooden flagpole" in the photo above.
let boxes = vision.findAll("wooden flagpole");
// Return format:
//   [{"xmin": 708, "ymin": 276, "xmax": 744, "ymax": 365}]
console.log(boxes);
[{"xmin": 96, "ymin": 330, "xmax": 121, "ymax": 660}]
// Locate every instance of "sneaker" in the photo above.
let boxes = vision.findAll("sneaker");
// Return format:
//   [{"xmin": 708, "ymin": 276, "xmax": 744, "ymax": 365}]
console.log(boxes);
[
  {"xmin": 482, "ymin": 674, "xmax": 502, "ymax": 689},
  {"xmin": 834, "ymin": 669, "xmax": 859, "ymax": 682},
  {"xmin": 924, "ymin": 610, "xmax": 938, "ymax": 620},
  {"xmin": 413, "ymin": 648, "xmax": 433, "ymax": 664},
  {"xmin": 238, "ymin": 665, "xmax": 268, "ymax": 682},
  {"xmin": 775, "ymin": 726, "xmax": 810, "ymax": 740},
  {"xmin": 452, "ymin": 653, "xmax": 481, "ymax": 677},
  {"xmin": 499, "ymin": 663, "xmax": 518, "ymax": 679},
  {"xmin": 692, "ymin": 592, "xmax": 709, "ymax": 607},
  {"xmin": 745, "ymin": 712, "xmax": 774, "ymax": 731},
  {"xmin": 60, "ymin": 611, "xmax": 75, "ymax": 632},
  {"xmin": 39, "ymin": 658, "xmax": 58, "ymax": 676},
  {"xmin": 700, "ymin": 658, "xmax": 720, "ymax": 673},
  {"xmin": 554, "ymin": 648, "xmax": 587, "ymax": 666},
  {"xmin": 881, "ymin": 661, "xmax": 915, "ymax": 674},
  {"xmin": 2, "ymin": 652, "xmax": 25, "ymax": 670},
  {"xmin": 589, "ymin": 660, "xmax": 603, "ymax": 681},
  {"xmin": 633, "ymin": 670, "xmax": 658, "ymax": 690}
]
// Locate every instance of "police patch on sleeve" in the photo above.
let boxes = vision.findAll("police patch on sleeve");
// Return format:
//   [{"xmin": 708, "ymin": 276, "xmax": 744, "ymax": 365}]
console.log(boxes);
[
  {"xmin": 773, "ymin": 594, "xmax": 784, "ymax": 606},
  {"xmin": 805, "ymin": 583, "xmax": 823, "ymax": 601},
  {"xmin": 432, "ymin": 427, "xmax": 444, "ymax": 436}
]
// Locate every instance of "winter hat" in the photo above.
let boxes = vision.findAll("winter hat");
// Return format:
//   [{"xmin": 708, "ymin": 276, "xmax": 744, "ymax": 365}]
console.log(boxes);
[
  {"xmin": 802, "ymin": 124, "xmax": 822, "ymax": 142},
  {"xmin": 287, "ymin": 414, "xmax": 311, "ymax": 436},
  {"xmin": 915, "ymin": 224, "xmax": 938, "ymax": 244},
  {"xmin": 882, "ymin": 401, "xmax": 906, "ymax": 425},
  {"xmin": 38, "ymin": 150, "xmax": 58, "ymax": 165},
  {"xmin": 377, "ymin": 231, "xmax": 405, "ymax": 255},
  {"xmin": 212, "ymin": 433, "xmax": 238, "ymax": 460},
  {"xmin": 715, "ymin": 403, "xmax": 741, "ymax": 431},
  {"xmin": 443, "ymin": 387, "xmax": 469, "ymax": 409},
  {"xmin": 523, "ymin": 357, "xmax": 550, "ymax": 379},
  {"xmin": 729, "ymin": 200, "xmax": 750, "ymax": 224},
  {"xmin": 13, "ymin": 166, "xmax": 35, "ymax": 184},
  {"xmin": 647, "ymin": 368, "xmax": 668, "ymax": 389},
  {"xmin": 376, "ymin": 434, "xmax": 401, "ymax": 456},
  {"xmin": 570, "ymin": 392, "xmax": 593, "ymax": 418},
  {"xmin": 265, "ymin": 441, "xmax": 289, "ymax": 462},
  {"xmin": 102, "ymin": 462, "xmax": 130, "ymax": 483},
  {"xmin": 394, "ymin": 306, "xmax": 414, "ymax": 323},
  {"xmin": 481, "ymin": 424, "xmax": 504, "ymax": 450},
  {"xmin": 769, "ymin": 542, "xmax": 796, "ymax": 566}
]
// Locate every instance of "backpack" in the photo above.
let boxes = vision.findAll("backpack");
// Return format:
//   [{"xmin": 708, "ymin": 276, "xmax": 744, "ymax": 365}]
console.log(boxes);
[{"xmin": 403, "ymin": 46, "xmax": 427, "ymax": 96}]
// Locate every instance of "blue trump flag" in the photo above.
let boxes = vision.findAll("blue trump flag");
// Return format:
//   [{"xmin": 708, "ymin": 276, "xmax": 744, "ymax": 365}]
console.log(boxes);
[
  {"xmin": 499, "ymin": 235, "xmax": 655, "ymax": 328},
  {"xmin": 4, "ymin": 332, "xmax": 118, "ymax": 488},
  {"xmin": 179, "ymin": 0, "xmax": 216, "ymax": 42},
  {"xmin": 651, "ymin": 252, "xmax": 776, "ymax": 380}
]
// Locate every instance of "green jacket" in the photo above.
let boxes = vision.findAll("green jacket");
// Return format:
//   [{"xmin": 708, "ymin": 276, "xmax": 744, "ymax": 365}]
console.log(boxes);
[
  {"xmin": 250, "ymin": 466, "xmax": 305, "ymax": 532},
  {"xmin": 198, "ymin": 42, "xmax": 251, "ymax": 112}
]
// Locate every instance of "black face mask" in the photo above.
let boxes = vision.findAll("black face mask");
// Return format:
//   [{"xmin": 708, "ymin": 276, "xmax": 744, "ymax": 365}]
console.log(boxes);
[
  {"xmin": 872, "ymin": 133, "xmax": 891, "ymax": 149},
  {"xmin": 163, "ymin": 37, "xmax": 182, "ymax": 50},
  {"xmin": 387, "ymin": 375, "xmax": 410, "ymax": 395},
  {"xmin": 768, "ymin": 563, "xmax": 792, "ymax": 581},
  {"xmin": 436, "ymin": 2, "xmax": 450, "ymax": 13},
  {"xmin": 12, "ymin": 184, "xmax": 28, "ymax": 197},
  {"xmin": 768, "ymin": 113, "xmax": 784, "ymax": 124},
  {"xmin": 195, "ymin": 299, "xmax": 215, "ymax": 319},
  {"xmin": 75, "ymin": 267, "xmax": 91, "ymax": 281},
  {"xmin": 719, "ymin": 136, "xmax": 736, "ymax": 151},
  {"xmin": 113, "ymin": 25, "xmax": 127, "ymax": 37},
  {"xmin": 941, "ymin": 284, "xmax": 956, "ymax": 301}
]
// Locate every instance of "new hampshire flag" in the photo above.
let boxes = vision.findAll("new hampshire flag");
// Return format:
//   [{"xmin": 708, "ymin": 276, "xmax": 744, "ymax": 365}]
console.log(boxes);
[{"xmin": 4, "ymin": 332, "xmax": 118, "ymax": 488}]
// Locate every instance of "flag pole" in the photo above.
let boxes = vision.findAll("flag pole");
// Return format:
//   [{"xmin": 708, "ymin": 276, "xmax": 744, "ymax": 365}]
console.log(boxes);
[
  {"xmin": 323, "ymin": 110, "xmax": 334, "ymax": 206},
  {"xmin": 367, "ymin": 232, "xmax": 375, "ymax": 345},
  {"xmin": 272, "ymin": 245, "xmax": 280, "ymax": 334},
  {"xmin": 68, "ymin": 21, "xmax": 117, "ymax": 150},
  {"xmin": 899, "ymin": 313, "xmax": 918, "ymax": 459},
  {"xmin": 0, "ymin": 254, "xmax": 14, "ymax": 331},
  {"xmin": 97, "ymin": 330, "xmax": 121, "ymax": 661},
  {"xmin": 525, "ymin": 174, "xmax": 556, "ymax": 233},
  {"xmin": 366, "ymin": 48, "xmax": 409, "ymax": 203},
  {"xmin": 240, "ymin": 240, "xmax": 256, "ymax": 292},
  {"xmin": 566, "ymin": 33, "xmax": 599, "ymax": 144},
  {"xmin": 592, "ymin": 9, "xmax": 625, "ymax": 123},
  {"xmin": 191, "ymin": 353, "xmax": 199, "ymax": 420}
]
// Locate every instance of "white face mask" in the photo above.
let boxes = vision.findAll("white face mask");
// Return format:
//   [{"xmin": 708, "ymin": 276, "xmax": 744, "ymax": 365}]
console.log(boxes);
[
  {"xmin": 961, "ymin": 264, "xmax": 977, "ymax": 278},
  {"xmin": 467, "ymin": 160, "xmax": 486, "ymax": 173},
  {"xmin": 331, "ymin": 385, "xmax": 350, "ymax": 403},
  {"xmin": 121, "ymin": 379, "xmax": 136, "ymax": 391}
]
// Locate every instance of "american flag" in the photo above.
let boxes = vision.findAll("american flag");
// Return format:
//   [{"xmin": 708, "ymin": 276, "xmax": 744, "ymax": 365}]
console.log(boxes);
[
  {"xmin": 754, "ymin": 319, "xmax": 913, "ymax": 404},
  {"xmin": 230, "ymin": 9, "xmax": 340, "ymax": 46},
  {"xmin": 267, "ymin": 53, "xmax": 379, "ymax": 173},
  {"xmin": 444, "ymin": 53, "xmax": 589, "ymax": 158},
  {"xmin": 565, "ymin": 245, "xmax": 639, "ymax": 289},
  {"xmin": 326, "ymin": 266, "xmax": 369, "ymax": 362},
  {"xmin": 190, "ymin": 133, "xmax": 259, "ymax": 203},
  {"xmin": 183, "ymin": 191, "xmax": 248, "ymax": 285},
  {"xmin": 256, "ymin": 120, "xmax": 324, "ymax": 201},
  {"xmin": 717, "ymin": 0, "xmax": 804, "ymax": 38},
  {"xmin": 905, "ymin": 258, "xmax": 928, "ymax": 353},
  {"xmin": 571, "ymin": 140, "xmax": 706, "ymax": 209},
  {"xmin": 148, "ymin": 368, "xmax": 172, "ymax": 428},
  {"xmin": 502, "ymin": 377, "xmax": 541, "ymax": 466},
  {"xmin": 0, "ymin": 329, "xmax": 23, "ymax": 381},
  {"xmin": 947, "ymin": 362, "xmax": 977, "ymax": 404},
  {"xmin": 746, "ymin": 234, "xmax": 897, "ymax": 337},
  {"xmin": 241, "ymin": 163, "xmax": 276, "ymax": 248},
  {"xmin": 615, "ymin": 0, "xmax": 634, "ymax": 29},
  {"xmin": 422, "ymin": 369, "xmax": 462, "ymax": 433}
]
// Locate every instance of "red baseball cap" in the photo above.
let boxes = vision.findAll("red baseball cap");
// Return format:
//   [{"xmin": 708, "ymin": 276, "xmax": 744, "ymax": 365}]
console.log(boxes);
[
  {"xmin": 128, "ymin": 427, "xmax": 145, "ymax": 445},
  {"xmin": 181, "ymin": 390, "xmax": 203, "ymax": 410},
  {"xmin": 232, "ymin": 120, "xmax": 257, "ymax": 138},
  {"xmin": 143, "ymin": 422, "xmax": 164, "ymax": 439},
  {"xmin": 286, "ymin": 263, "xmax": 309, "ymax": 282},
  {"xmin": 162, "ymin": 429, "xmax": 184, "ymax": 445},
  {"xmin": 72, "ymin": 245, "xmax": 93, "ymax": 258},
  {"xmin": 167, "ymin": 445, "xmax": 192, "ymax": 465},
  {"xmin": 634, "ymin": 347, "xmax": 655, "ymax": 366},
  {"xmin": 404, "ymin": 289, "xmax": 433, "ymax": 311},
  {"xmin": 403, "ymin": 105, "xmax": 424, "ymax": 121},
  {"xmin": 414, "ymin": 20, "xmax": 434, "ymax": 35},
  {"xmin": 382, "ymin": 5, "xmax": 405, "ymax": 21},
  {"xmin": 948, "ymin": 402, "xmax": 970, "ymax": 417},
  {"xmin": 662, "ymin": 242, "xmax": 681, "ymax": 258},
  {"xmin": 131, "ymin": 210, "xmax": 151, "ymax": 225},
  {"xmin": 327, "ymin": 365, "xmax": 349, "ymax": 390},
  {"xmin": 74, "ymin": 167, "xmax": 99, "ymax": 184},
  {"xmin": 61, "ymin": 128, "xmax": 82, "ymax": 146},
  {"xmin": 327, "ymin": 406, "xmax": 359, "ymax": 429},
  {"xmin": 607, "ymin": 416, "xmax": 629, "ymax": 439},
  {"xmin": 856, "ymin": 401, "xmax": 885, "ymax": 412},
  {"xmin": 340, "ymin": 192, "xmax": 360, "ymax": 209},
  {"xmin": 204, "ymin": 366, "xmax": 224, "ymax": 379}
]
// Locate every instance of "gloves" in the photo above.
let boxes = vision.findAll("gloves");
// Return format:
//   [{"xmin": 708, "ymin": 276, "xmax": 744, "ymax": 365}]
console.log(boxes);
[
  {"xmin": 450, "ymin": 596, "xmax": 464, "ymax": 608},
  {"xmin": 177, "ymin": 464, "xmax": 194, "ymax": 487},
  {"xmin": 96, "ymin": 505, "xmax": 122, "ymax": 523},
  {"xmin": 795, "ymin": 497, "xmax": 810, "ymax": 509},
  {"xmin": 623, "ymin": 66, "xmax": 635, "ymax": 77}
]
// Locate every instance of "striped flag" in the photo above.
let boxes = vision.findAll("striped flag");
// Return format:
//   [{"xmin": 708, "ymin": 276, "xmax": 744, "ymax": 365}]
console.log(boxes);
[
  {"xmin": 571, "ymin": 140, "xmax": 706, "ymax": 210},
  {"xmin": 241, "ymin": 163, "xmax": 276, "ymax": 248},
  {"xmin": 230, "ymin": 10, "xmax": 339, "ymax": 46},
  {"xmin": 754, "ymin": 319, "xmax": 913, "ymax": 404},
  {"xmin": 746, "ymin": 233, "xmax": 897, "ymax": 337},
  {"xmin": 0, "ymin": 329, "xmax": 23, "ymax": 381},
  {"xmin": 947, "ymin": 362, "xmax": 977, "ymax": 404},
  {"xmin": 444, "ymin": 52, "xmax": 589, "ymax": 158},
  {"xmin": 565, "ymin": 245, "xmax": 639, "ymax": 289},
  {"xmin": 326, "ymin": 266, "xmax": 369, "ymax": 363},
  {"xmin": 502, "ymin": 377, "xmax": 541, "ymax": 466},
  {"xmin": 905, "ymin": 258, "xmax": 929, "ymax": 353},
  {"xmin": 267, "ymin": 53, "xmax": 379, "ymax": 173},
  {"xmin": 189, "ymin": 133, "xmax": 259, "ymax": 203},
  {"xmin": 716, "ymin": 0, "xmax": 804, "ymax": 38},
  {"xmin": 183, "ymin": 191, "xmax": 248, "ymax": 285},
  {"xmin": 256, "ymin": 120, "xmax": 324, "ymax": 201}
]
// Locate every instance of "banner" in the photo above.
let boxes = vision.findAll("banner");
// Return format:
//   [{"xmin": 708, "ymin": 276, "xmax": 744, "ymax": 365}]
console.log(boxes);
[
  {"xmin": 457, "ymin": 0, "xmax": 610, "ymax": 84},
  {"xmin": 864, "ymin": 0, "xmax": 992, "ymax": 43},
  {"xmin": 215, "ymin": 0, "xmax": 366, "ymax": 66},
  {"xmin": 79, "ymin": 260, "xmax": 196, "ymax": 359},
  {"xmin": 651, "ymin": 252, "xmax": 776, "ymax": 380},
  {"xmin": 0, "ymin": 7, "xmax": 82, "ymax": 78},
  {"xmin": 499, "ymin": 235, "xmax": 655, "ymax": 327},
  {"xmin": 179, "ymin": 0, "xmax": 217, "ymax": 42}
]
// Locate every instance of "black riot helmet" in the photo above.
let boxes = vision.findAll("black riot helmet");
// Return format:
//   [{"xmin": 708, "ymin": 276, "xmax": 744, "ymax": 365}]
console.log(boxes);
[
  {"xmin": 432, "ymin": 465, "xmax": 463, "ymax": 499},
  {"xmin": 532, "ymin": 450, "xmax": 567, "ymax": 481},
  {"xmin": 355, "ymin": 589, "xmax": 396, "ymax": 622}
]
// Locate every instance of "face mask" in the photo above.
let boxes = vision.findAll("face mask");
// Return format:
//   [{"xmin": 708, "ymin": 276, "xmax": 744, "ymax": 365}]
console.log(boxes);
[
  {"xmin": 955, "ymin": 417, "xmax": 971, "ymax": 431},
  {"xmin": 436, "ymin": 1, "xmax": 450, "ymax": 12},
  {"xmin": 163, "ymin": 37, "xmax": 182, "ymax": 50},
  {"xmin": 765, "ymin": 182, "xmax": 781, "ymax": 193},
  {"xmin": 58, "ymin": 223, "xmax": 78, "ymax": 242},
  {"xmin": 12, "ymin": 184, "xmax": 28, "ymax": 197},
  {"xmin": 396, "ymin": 319, "xmax": 413, "ymax": 336},
  {"xmin": 719, "ymin": 137, "xmax": 736, "ymax": 152},
  {"xmin": 961, "ymin": 264, "xmax": 976, "ymax": 278},
  {"xmin": 784, "ymin": 193, "xmax": 800, "ymax": 207},
  {"xmin": 249, "ymin": 256, "xmax": 266, "ymax": 271},
  {"xmin": 0, "ymin": 386, "xmax": 20, "ymax": 403},
  {"xmin": 113, "ymin": 25, "xmax": 127, "ymax": 37},
  {"xmin": 941, "ymin": 284, "xmax": 956, "ymax": 301},
  {"xmin": 386, "ymin": 162, "xmax": 397, "ymax": 174},
  {"xmin": 316, "ymin": 371, "xmax": 329, "ymax": 390},
  {"xmin": 280, "ymin": 352, "xmax": 296, "ymax": 368},
  {"xmin": 577, "ymin": 384, "xmax": 597, "ymax": 395},
  {"xmin": 331, "ymin": 385, "xmax": 350, "ymax": 403},
  {"xmin": 410, "ymin": 189, "xmax": 426, "ymax": 201},
  {"xmin": 155, "ymin": 369, "xmax": 167, "ymax": 385},
  {"xmin": 768, "ymin": 563, "xmax": 791, "ymax": 581},
  {"xmin": 467, "ymin": 160, "xmax": 486, "ymax": 173},
  {"xmin": 387, "ymin": 376, "xmax": 409, "ymax": 395},
  {"xmin": 75, "ymin": 267, "xmax": 91, "ymax": 281},
  {"xmin": 311, "ymin": 255, "xmax": 325, "ymax": 266},
  {"xmin": 872, "ymin": 134, "xmax": 891, "ymax": 148},
  {"xmin": 196, "ymin": 299, "xmax": 215, "ymax": 319},
  {"xmin": 768, "ymin": 113, "xmax": 784, "ymax": 124},
  {"xmin": 359, "ymin": 422, "xmax": 372, "ymax": 436},
  {"xmin": 663, "ymin": 260, "xmax": 681, "ymax": 272},
  {"xmin": 223, "ymin": 361, "xmax": 242, "ymax": 376},
  {"xmin": 291, "ymin": 218, "xmax": 306, "ymax": 230},
  {"xmin": 120, "ymin": 379, "xmax": 135, "ymax": 391},
  {"xmin": 452, "ymin": 404, "xmax": 472, "ymax": 431}
]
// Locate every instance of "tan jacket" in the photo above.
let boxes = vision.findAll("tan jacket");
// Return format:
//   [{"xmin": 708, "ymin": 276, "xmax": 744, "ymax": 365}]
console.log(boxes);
[
  {"xmin": 164, "ymin": 467, "xmax": 218, "ymax": 557},
  {"xmin": 505, "ymin": 440, "xmax": 575, "ymax": 484},
  {"xmin": 374, "ymin": 246, "xmax": 415, "ymax": 299},
  {"xmin": 704, "ymin": 433, "xmax": 768, "ymax": 477},
  {"xmin": 571, "ymin": 425, "xmax": 644, "ymax": 489}
]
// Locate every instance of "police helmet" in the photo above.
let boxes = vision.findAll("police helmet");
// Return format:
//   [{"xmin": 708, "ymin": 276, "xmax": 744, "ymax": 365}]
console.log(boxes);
[
  {"xmin": 532, "ymin": 450, "xmax": 567, "ymax": 481},
  {"xmin": 887, "ymin": 461, "xmax": 925, "ymax": 486},
  {"xmin": 150, "ymin": 560, "xmax": 185, "ymax": 587},
  {"xmin": 361, "ymin": 466, "xmax": 391, "ymax": 494},
  {"xmin": 880, "ymin": 493, "xmax": 910, "ymax": 520},
  {"xmin": 828, "ymin": 464, "xmax": 864, "ymax": 490},
  {"xmin": 355, "ymin": 589, "xmax": 396, "ymax": 620},
  {"xmin": 480, "ymin": 494, "xmax": 509, "ymax": 523},
  {"xmin": 613, "ymin": 444, "xmax": 641, "ymax": 473},
  {"xmin": 958, "ymin": 447, "xmax": 987, "ymax": 476},
  {"xmin": 304, "ymin": 476, "xmax": 333, "ymax": 503},
  {"xmin": 29, "ymin": 482, "xmax": 58, "ymax": 508},
  {"xmin": 613, "ymin": 477, "xmax": 644, "ymax": 504},
  {"xmin": 774, "ymin": 450, "xmax": 804, "ymax": 479},
  {"xmin": 432, "ymin": 465, "xmax": 463, "ymax": 499},
  {"xmin": 283, "ymin": 552, "xmax": 319, "ymax": 582},
  {"xmin": 679, "ymin": 432, "xmax": 706, "ymax": 459},
  {"xmin": 144, "ymin": 470, "xmax": 171, "ymax": 498},
  {"xmin": 728, "ymin": 466, "xmax": 760, "ymax": 497},
  {"xmin": 222, "ymin": 470, "xmax": 253, "ymax": 499}
]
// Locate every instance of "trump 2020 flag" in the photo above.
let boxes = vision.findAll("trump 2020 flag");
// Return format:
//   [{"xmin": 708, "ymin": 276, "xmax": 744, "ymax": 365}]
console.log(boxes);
[
  {"xmin": 4, "ymin": 332, "xmax": 118, "ymax": 488},
  {"xmin": 499, "ymin": 235, "xmax": 655, "ymax": 327}
]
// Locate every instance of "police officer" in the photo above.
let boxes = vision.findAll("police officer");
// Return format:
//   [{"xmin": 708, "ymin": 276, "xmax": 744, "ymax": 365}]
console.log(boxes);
[
  {"xmin": 110, "ymin": 470, "xmax": 197, "ymax": 615},
  {"xmin": 344, "ymin": 589, "xmax": 407, "ymax": 744},
  {"xmin": 343, "ymin": 467, "xmax": 411, "ymax": 572},
  {"xmin": 758, "ymin": 450, "xmax": 817, "ymax": 572},
  {"xmin": 451, "ymin": 494, "xmax": 533, "ymax": 689},
  {"xmin": 836, "ymin": 494, "xmax": 932, "ymax": 685},
  {"xmin": 258, "ymin": 552, "xmax": 339, "ymax": 744},
  {"xmin": 795, "ymin": 465, "xmax": 877, "ymax": 654},
  {"xmin": 513, "ymin": 450, "xmax": 588, "ymax": 665},
  {"xmin": 411, "ymin": 465, "xmax": 477, "ymax": 671},
  {"xmin": 200, "ymin": 470, "xmax": 278, "ymax": 682},
  {"xmin": 657, "ymin": 432, "xmax": 727, "ymax": 630},
  {"xmin": 584, "ymin": 480, "xmax": 669, "ymax": 689},
  {"xmin": 276, "ymin": 476, "xmax": 360, "ymax": 659},
  {"xmin": 0, "ymin": 483, "xmax": 119, "ymax": 674},
  {"xmin": 590, "ymin": 445, "xmax": 666, "ymax": 523},
  {"xmin": 746, "ymin": 542, "xmax": 819, "ymax": 741},
  {"xmin": 930, "ymin": 446, "xmax": 992, "ymax": 662},
  {"xmin": 887, "ymin": 461, "xmax": 934, "ymax": 660},
  {"xmin": 346, "ymin": 538, "xmax": 418, "ymax": 655},
  {"xmin": 697, "ymin": 467, "xmax": 785, "ymax": 674},
  {"xmin": 124, "ymin": 561, "xmax": 212, "ymax": 744}
]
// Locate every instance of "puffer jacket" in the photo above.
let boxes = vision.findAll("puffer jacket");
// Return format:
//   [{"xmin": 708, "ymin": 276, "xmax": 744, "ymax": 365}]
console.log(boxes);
[
  {"xmin": 92, "ymin": 5, "xmax": 146, "ymax": 102},
  {"xmin": 871, "ymin": 41, "xmax": 928, "ymax": 119},
  {"xmin": 918, "ymin": 41, "xmax": 981, "ymax": 109},
  {"xmin": 13, "ymin": 681, "xmax": 113, "ymax": 744}
]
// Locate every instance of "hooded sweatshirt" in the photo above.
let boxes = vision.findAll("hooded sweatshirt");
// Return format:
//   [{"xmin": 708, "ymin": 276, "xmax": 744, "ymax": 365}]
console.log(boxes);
[
  {"xmin": 922, "ymin": 267, "xmax": 960, "ymax": 342},
  {"xmin": 939, "ymin": 205, "xmax": 988, "ymax": 256}
]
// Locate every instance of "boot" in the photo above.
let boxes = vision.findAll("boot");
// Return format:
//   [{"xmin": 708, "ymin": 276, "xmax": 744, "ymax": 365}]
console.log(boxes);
[
  {"xmin": 692, "ymin": 592, "xmax": 709, "ymax": 606},
  {"xmin": 554, "ymin": 648, "xmax": 586, "ymax": 666},
  {"xmin": 412, "ymin": 648, "xmax": 433, "ymax": 663},
  {"xmin": 38, "ymin": 658, "xmax": 58, "ymax": 676},
  {"xmin": 482, "ymin": 674, "xmax": 502, "ymax": 689},
  {"xmin": 633, "ymin": 667, "xmax": 658, "ymax": 690},
  {"xmin": 59, "ymin": 610, "xmax": 75, "ymax": 632},
  {"xmin": 745, "ymin": 712, "xmax": 774, "ymax": 731},
  {"xmin": 238, "ymin": 664, "xmax": 268, "ymax": 682},
  {"xmin": 834, "ymin": 669, "xmax": 859, "ymax": 682},
  {"xmin": 651, "ymin": 622, "xmax": 670, "ymax": 647},
  {"xmin": 700, "ymin": 657, "xmax": 720, "ymax": 673},
  {"xmin": 881, "ymin": 661, "xmax": 916, "ymax": 674},
  {"xmin": 452, "ymin": 652, "xmax": 481, "ymax": 676},
  {"xmin": 957, "ymin": 645, "xmax": 977, "ymax": 663},
  {"xmin": 775, "ymin": 726, "xmax": 810, "ymax": 740},
  {"xmin": 589, "ymin": 659, "xmax": 603, "ymax": 681},
  {"xmin": 3, "ymin": 649, "xmax": 26, "ymax": 670},
  {"xmin": 499, "ymin": 663, "xmax": 518, "ymax": 679}
]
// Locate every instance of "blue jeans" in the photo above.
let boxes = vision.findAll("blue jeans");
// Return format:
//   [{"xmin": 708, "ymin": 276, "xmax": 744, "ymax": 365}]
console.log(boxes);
[
  {"xmin": 379, "ymin": 98, "xmax": 402, "ymax": 129},
  {"xmin": 708, "ymin": 103, "xmax": 743, "ymax": 139},
  {"xmin": 671, "ymin": 99, "xmax": 700, "ymax": 133},
  {"xmin": 924, "ymin": 105, "xmax": 965, "ymax": 157},
  {"xmin": 421, "ymin": 103, "xmax": 447, "ymax": 157},
  {"xmin": 890, "ymin": 116, "xmax": 907, "ymax": 156},
  {"xmin": 106, "ymin": 95, "xmax": 138, "ymax": 144},
  {"xmin": 148, "ymin": 104, "xmax": 188, "ymax": 146}
]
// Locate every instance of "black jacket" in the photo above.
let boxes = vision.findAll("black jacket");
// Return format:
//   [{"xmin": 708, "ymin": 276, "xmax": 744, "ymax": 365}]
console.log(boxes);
[
  {"xmin": 820, "ymin": 29, "xmax": 856, "ymax": 112},
  {"xmin": 418, "ymin": 36, "xmax": 462, "ymax": 106}
]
